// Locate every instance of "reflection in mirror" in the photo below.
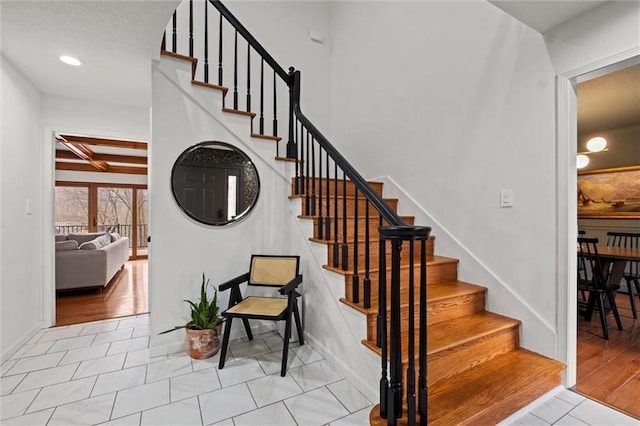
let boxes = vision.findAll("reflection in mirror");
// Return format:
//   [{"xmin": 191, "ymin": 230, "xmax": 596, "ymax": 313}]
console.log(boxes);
[{"xmin": 171, "ymin": 141, "xmax": 260, "ymax": 226}]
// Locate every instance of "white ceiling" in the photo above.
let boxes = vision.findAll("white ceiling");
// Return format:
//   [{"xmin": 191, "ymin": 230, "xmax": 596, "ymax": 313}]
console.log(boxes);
[{"xmin": 1, "ymin": 0, "xmax": 637, "ymax": 135}]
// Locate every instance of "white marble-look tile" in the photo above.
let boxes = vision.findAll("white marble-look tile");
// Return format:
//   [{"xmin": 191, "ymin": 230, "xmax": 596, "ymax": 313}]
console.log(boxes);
[
  {"xmin": 291, "ymin": 345, "xmax": 323, "ymax": 364},
  {"xmin": 123, "ymin": 348, "xmax": 150, "ymax": 368},
  {"xmin": 255, "ymin": 349, "xmax": 303, "ymax": 375},
  {"xmin": 132, "ymin": 325, "xmax": 151, "ymax": 338},
  {"xmin": 210, "ymin": 419, "xmax": 235, "ymax": 426},
  {"xmin": 26, "ymin": 376, "xmax": 96, "ymax": 413},
  {"xmin": 107, "ymin": 336, "xmax": 149, "ymax": 356},
  {"xmin": 38, "ymin": 327, "xmax": 82, "ymax": 342},
  {"xmin": 47, "ymin": 392, "xmax": 116, "ymax": 425},
  {"xmin": 569, "ymin": 398, "xmax": 639, "ymax": 425},
  {"xmin": 554, "ymin": 414, "xmax": 589, "ymax": 425},
  {"xmin": 47, "ymin": 335, "xmax": 96, "ymax": 354},
  {"xmin": 10, "ymin": 341, "xmax": 55, "ymax": 360},
  {"xmin": 330, "ymin": 406, "xmax": 374, "ymax": 426},
  {"xmin": 0, "ymin": 407, "xmax": 54, "ymax": 425},
  {"xmin": 111, "ymin": 379, "xmax": 170, "ymax": 419},
  {"xmin": 79, "ymin": 321, "xmax": 119, "ymax": 336},
  {"xmin": 327, "ymin": 379, "xmax": 371, "ymax": 413},
  {"xmin": 5, "ymin": 352, "xmax": 65, "ymax": 375},
  {"xmin": 24, "ymin": 331, "xmax": 46, "ymax": 346},
  {"xmin": 141, "ymin": 396, "xmax": 202, "ymax": 425},
  {"xmin": 72, "ymin": 353, "xmax": 126, "ymax": 379},
  {"xmin": 91, "ymin": 365, "xmax": 147, "ymax": 397},
  {"xmin": 233, "ymin": 401, "xmax": 297, "ymax": 425},
  {"xmin": 116, "ymin": 316, "xmax": 148, "ymax": 330},
  {"xmin": 0, "ymin": 389, "xmax": 39, "ymax": 420},
  {"xmin": 60, "ymin": 343, "xmax": 110, "ymax": 365},
  {"xmin": 93, "ymin": 328, "xmax": 134, "ymax": 345},
  {"xmin": 504, "ymin": 413, "xmax": 550, "ymax": 426},
  {"xmin": 199, "ymin": 383, "xmax": 257, "ymax": 425},
  {"xmin": 246, "ymin": 374, "xmax": 303, "ymax": 407},
  {"xmin": 13, "ymin": 363, "xmax": 79, "ymax": 393},
  {"xmin": 555, "ymin": 389, "xmax": 586, "ymax": 406},
  {"xmin": 217, "ymin": 358, "xmax": 266, "ymax": 388},
  {"xmin": 1, "ymin": 359, "xmax": 18, "ymax": 376},
  {"xmin": 170, "ymin": 368, "xmax": 220, "ymax": 402},
  {"xmin": 288, "ymin": 360, "xmax": 342, "ymax": 392},
  {"xmin": 0, "ymin": 372, "xmax": 26, "ymax": 396},
  {"xmin": 230, "ymin": 338, "xmax": 272, "ymax": 360},
  {"xmin": 191, "ymin": 351, "xmax": 226, "ymax": 371},
  {"xmin": 97, "ymin": 413, "xmax": 141, "ymax": 426},
  {"xmin": 146, "ymin": 354, "xmax": 192, "ymax": 383},
  {"xmin": 530, "ymin": 396, "xmax": 576, "ymax": 423},
  {"xmin": 285, "ymin": 386, "xmax": 350, "ymax": 426},
  {"xmin": 263, "ymin": 334, "xmax": 300, "ymax": 353}
]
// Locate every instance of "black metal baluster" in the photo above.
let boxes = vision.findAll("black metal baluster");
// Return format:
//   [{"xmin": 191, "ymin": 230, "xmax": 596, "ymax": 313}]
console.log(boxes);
[
  {"xmin": 332, "ymin": 163, "xmax": 339, "ymax": 267},
  {"xmin": 418, "ymin": 238, "xmax": 428, "ymax": 425},
  {"xmin": 259, "ymin": 60, "xmax": 264, "ymax": 134},
  {"xmin": 189, "ymin": 0, "xmax": 193, "ymax": 57},
  {"xmin": 172, "ymin": 11, "xmax": 177, "ymax": 53},
  {"xmin": 341, "ymin": 171, "xmax": 349, "ymax": 271},
  {"xmin": 407, "ymin": 240, "xmax": 416, "ymax": 425},
  {"xmin": 364, "ymin": 202, "xmax": 371, "ymax": 309},
  {"xmin": 389, "ymin": 239, "xmax": 403, "ymax": 425},
  {"xmin": 352, "ymin": 188, "xmax": 359, "ymax": 303},
  {"xmin": 295, "ymin": 121, "xmax": 302, "ymax": 196},
  {"xmin": 233, "ymin": 30, "xmax": 238, "ymax": 109},
  {"xmin": 324, "ymin": 151, "xmax": 331, "ymax": 240},
  {"xmin": 310, "ymin": 134, "xmax": 316, "ymax": 216},
  {"xmin": 217, "ymin": 13, "xmax": 223, "ymax": 86},
  {"xmin": 204, "ymin": 1, "xmax": 209, "ymax": 83},
  {"xmin": 378, "ymin": 237, "xmax": 388, "ymax": 419},
  {"xmin": 317, "ymin": 147, "xmax": 324, "ymax": 239},
  {"xmin": 273, "ymin": 71, "xmax": 278, "ymax": 137},
  {"xmin": 246, "ymin": 44, "xmax": 251, "ymax": 112},
  {"xmin": 304, "ymin": 129, "xmax": 309, "ymax": 214}
]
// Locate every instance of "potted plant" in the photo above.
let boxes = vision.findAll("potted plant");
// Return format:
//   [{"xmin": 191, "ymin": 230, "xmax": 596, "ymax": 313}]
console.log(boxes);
[{"xmin": 160, "ymin": 273, "xmax": 224, "ymax": 359}]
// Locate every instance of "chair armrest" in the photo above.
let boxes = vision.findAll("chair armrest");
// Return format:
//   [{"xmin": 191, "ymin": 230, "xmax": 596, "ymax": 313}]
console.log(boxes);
[
  {"xmin": 219, "ymin": 272, "xmax": 250, "ymax": 292},
  {"xmin": 278, "ymin": 275, "xmax": 302, "ymax": 295}
]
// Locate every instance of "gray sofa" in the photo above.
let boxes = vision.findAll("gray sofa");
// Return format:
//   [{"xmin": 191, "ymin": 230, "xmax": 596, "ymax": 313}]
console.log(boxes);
[{"xmin": 55, "ymin": 232, "xmax": 130, "ymax": 291}]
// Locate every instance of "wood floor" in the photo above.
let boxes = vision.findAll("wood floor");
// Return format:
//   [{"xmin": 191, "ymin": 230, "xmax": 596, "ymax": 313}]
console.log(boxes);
[
  {"xmin": 55, "ymin": 259, "xmax": 148, "ymax": 326},
  {"xmin": 576, "ymin": 291, "xmax": 640, "ymax": 419}
]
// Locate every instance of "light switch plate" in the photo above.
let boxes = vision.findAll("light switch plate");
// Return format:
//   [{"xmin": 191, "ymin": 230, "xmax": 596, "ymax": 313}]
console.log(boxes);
[{"xmin": 500, "ymin": 189, "xmax": 514, "ymax": 207}]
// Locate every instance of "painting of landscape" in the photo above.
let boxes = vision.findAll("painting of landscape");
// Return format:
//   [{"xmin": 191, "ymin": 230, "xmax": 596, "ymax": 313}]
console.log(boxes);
[{"xmin": 578, "ymin": 167, "xmax": 640, "ymax": 218}]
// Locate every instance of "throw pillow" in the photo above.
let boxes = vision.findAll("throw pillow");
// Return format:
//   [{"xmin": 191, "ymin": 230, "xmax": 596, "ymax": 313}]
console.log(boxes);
[
  {"xmin": 55, "ymin": 234, "xmax": 68, "ymax": 242},
  {"xmin": 68, "ymin": 232, "xmax": 107, "ymax": 245},
  {"xmin": 79, "ymin": 234, "xmax": 111, "ymax": 250},
  {"xmin": 110, "ymin": 232, "xmax": 121, "ymax": 242},
  {"xmin": 55, "ymin": 240, "xmax": 78, "ymax": 251}
]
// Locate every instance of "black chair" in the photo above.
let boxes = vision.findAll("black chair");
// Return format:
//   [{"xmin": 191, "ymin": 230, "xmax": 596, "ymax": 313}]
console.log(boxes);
[
  {"xmin": 606, "ymin": 231, "xmax": 640, "ymax": 319},
  {"xmin": 577, "ymin": 237, "xmax": 623, "ymax": 339},
  {"xmin": 218, "ymin": 255, "xmax": 303, "ymax": 376}
]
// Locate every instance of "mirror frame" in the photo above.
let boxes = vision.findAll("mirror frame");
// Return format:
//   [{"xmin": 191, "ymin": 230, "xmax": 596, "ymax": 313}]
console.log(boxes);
[{"xmin": 171, "ymin": 141, "xmax": 260, "ymax": 226}]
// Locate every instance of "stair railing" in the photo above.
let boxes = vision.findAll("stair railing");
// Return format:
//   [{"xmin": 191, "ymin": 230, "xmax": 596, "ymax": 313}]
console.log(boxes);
[{"xmin": 163, "ymin": 2, "xmax": 431, "ymax": 423}]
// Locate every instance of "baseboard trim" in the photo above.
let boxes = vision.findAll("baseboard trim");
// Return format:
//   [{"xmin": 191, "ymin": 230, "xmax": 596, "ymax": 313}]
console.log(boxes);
[{"xmin": 1, "ymin": 321, "xmax": 44, "ymax": 363}]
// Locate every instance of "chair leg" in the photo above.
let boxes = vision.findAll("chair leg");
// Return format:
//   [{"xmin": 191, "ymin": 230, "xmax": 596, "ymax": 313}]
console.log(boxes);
[
  {"xmin": 218, "ymin": 318, "xmax": 233, "ymax": 370},
  {"xmin": 242, "ymin": 318, "xmax": 253, "ymax": 340},
  {"xmin": 280, "ymin": 313, "xmax": 292, "ymax": 377},
  {"xmin": 585, "ymin": 292, "xmax": 597, "ymax": 322},
  {"xmin": 293, "ymin": 300, "xmax": 304, "ymax": 345},
  {"xmin": 626, "ymin": 278, "xmax": 638, "ymax": 319},
  {"xmin": 597, "ymin": 294, "xmax": 609, "ymax": 340},
  {"xmin": 607, "ymin": 290, "xmax": 623, "ymax": 331}
]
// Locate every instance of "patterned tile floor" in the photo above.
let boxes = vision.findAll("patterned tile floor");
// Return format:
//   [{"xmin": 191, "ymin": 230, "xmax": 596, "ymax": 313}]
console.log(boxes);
[{"xmin": 1, "ymin": 314, "xmax": 638, "ymax": 425}]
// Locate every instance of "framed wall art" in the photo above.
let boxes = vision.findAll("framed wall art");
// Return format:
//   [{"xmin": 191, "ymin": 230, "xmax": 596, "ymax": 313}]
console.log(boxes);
[{"xmin": 578, "ymin": 165, "xmax": 640, "ymax": 219}]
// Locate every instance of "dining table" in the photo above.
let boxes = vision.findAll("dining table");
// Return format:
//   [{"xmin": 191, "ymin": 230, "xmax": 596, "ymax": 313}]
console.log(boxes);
[{"xmin": 595, "ymin": 245, "xmax": 640, "ymax": 287}]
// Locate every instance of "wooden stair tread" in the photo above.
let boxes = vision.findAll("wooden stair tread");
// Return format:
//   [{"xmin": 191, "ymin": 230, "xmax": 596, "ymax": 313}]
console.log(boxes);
[
  {"xmin": 251, "ymin": 133, "xmax": 282, "ymax": 141},
  {"xmin": 191, "ymin": 80, "xmax": 228, "ymax": 94},
  {"xmin": 322, "ymin": 255, "xmax": 458, "ymax": 276}
]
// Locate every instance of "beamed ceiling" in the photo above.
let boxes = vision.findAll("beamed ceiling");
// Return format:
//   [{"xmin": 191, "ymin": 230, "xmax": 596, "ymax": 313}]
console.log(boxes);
[{"xmin": 55, "ymin": 134, "xmax": 148, "ymax": 176}]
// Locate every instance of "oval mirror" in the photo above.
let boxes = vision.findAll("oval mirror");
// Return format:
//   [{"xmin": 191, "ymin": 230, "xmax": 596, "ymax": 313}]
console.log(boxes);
[{"xmin": 171, "ymin": 141, "xmax": 260, "ymax": 226}]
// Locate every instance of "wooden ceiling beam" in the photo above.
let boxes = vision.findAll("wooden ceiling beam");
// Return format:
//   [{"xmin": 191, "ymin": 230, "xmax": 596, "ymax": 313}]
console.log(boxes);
[
  {"xmin": 58, "ymin": 134, "xmax": 148, "ymax": 150},
  {"xmin": 56, "ymin": 162, "xmax": 147, "ymax": 175}
]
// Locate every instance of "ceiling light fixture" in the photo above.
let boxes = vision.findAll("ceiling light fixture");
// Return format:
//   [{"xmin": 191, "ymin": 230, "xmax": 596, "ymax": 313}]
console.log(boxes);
[
  {"xmin": 586, "ymin": 136, "xmax": 607, "ymax": 152},
  {"xmin": 59, "ymin": 55, "xmax": 82, "ymax": 66},
  {"xmin": 576, "ymin": 154, "xmax": 589, "ymax": 169}
]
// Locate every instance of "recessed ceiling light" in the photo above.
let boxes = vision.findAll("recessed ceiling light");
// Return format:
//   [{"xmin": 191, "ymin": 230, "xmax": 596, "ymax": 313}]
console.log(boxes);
[{"xmin": 59, "ymin": 55, "xmax": 82, "ymax": 66}]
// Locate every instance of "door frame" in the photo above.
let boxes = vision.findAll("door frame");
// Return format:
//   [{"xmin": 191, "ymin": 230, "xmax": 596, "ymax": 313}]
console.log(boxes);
[{"xmin": 556, "ymin": 48, "xmax": 639, "ymax": 388}]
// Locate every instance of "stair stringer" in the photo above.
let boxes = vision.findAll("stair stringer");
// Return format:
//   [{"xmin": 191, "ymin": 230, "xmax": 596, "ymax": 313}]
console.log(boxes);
[
  {"xmin": 153, "ymin": 53, "xmax": 381, "ymax": 401},
  {"xmin": 371, "ymin": 175, "xmax": 559, "ymax": 360}
]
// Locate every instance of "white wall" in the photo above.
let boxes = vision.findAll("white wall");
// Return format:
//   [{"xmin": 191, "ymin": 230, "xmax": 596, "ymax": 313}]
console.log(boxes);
[
  {"xmin": 329, "ymin": 2, "xmax": 559, "ymax": 356},
  {"xmin": 1, "ymin": 56, "xmax": 43, "ymax": 361}
]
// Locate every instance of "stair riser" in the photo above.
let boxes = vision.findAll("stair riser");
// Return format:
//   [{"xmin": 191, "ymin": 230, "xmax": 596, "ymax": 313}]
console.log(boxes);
[
  {"xmin": 312, "ymin": 216, "xmax": 415, "ymax": 241},
  {"xmin": 292, "ymin": 178, "xmax": 384, "ymax": 197},
  {"xmin": 427, "ymin": 292, "xmax": 486, "ymax": 326},
  {"xmin": 300, "ymin": 197, "xmax": 398, "ymax": 218},
  {"xmin": 325, "ymin": 240, "xmax": 435, "ymax": 271}
]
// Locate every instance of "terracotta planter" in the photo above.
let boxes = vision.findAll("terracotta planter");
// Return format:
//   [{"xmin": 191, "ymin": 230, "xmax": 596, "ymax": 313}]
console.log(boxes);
[{"xmin": 185, "ymin": 324, "xmax": 222, "ymax": 359}]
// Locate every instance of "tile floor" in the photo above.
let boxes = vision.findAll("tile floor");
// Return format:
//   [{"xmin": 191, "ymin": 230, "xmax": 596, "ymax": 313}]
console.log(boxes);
[{"xmin": 1, "ymin": 314, "xmax": 638, "ymax": 425}]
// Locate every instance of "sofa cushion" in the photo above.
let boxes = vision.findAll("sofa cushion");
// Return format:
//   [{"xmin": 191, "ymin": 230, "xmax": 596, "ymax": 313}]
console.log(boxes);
[
  {"xmin": 79, "ymin": 234, "xmax": 112, "ymax": 250},
  {"xmin": 55, "ymin": 234, "xmax": 68, "ymax": 242},
  {"xmin": 68, "ymin": 232, "xmax": 106, "ymax": 245},
  {"xmin": 55, "ymin": 240, "xmax": 79, "ymax": 251},
  {"xmin": 110, "ymin": 232, "xmax": 121, "ymax": 242}
]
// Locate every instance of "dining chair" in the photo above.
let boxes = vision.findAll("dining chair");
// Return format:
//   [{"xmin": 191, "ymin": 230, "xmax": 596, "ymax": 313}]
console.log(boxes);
[
  {"xmin": 577, "ymin": 237, "xmax": 623, "ymax": 339},
  {"xmin": 606, "ymin": 231, "xmax": 640, "ymax": 319},
  {"xmin": 217, "ymin": 254, "xmax": 303, "ymax": 376}
]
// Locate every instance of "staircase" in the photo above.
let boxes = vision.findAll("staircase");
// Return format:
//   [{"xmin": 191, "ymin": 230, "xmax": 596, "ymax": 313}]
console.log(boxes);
[{"xmin": 159, "ymin": 1, "xmax": 566, "ymax": 424}]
